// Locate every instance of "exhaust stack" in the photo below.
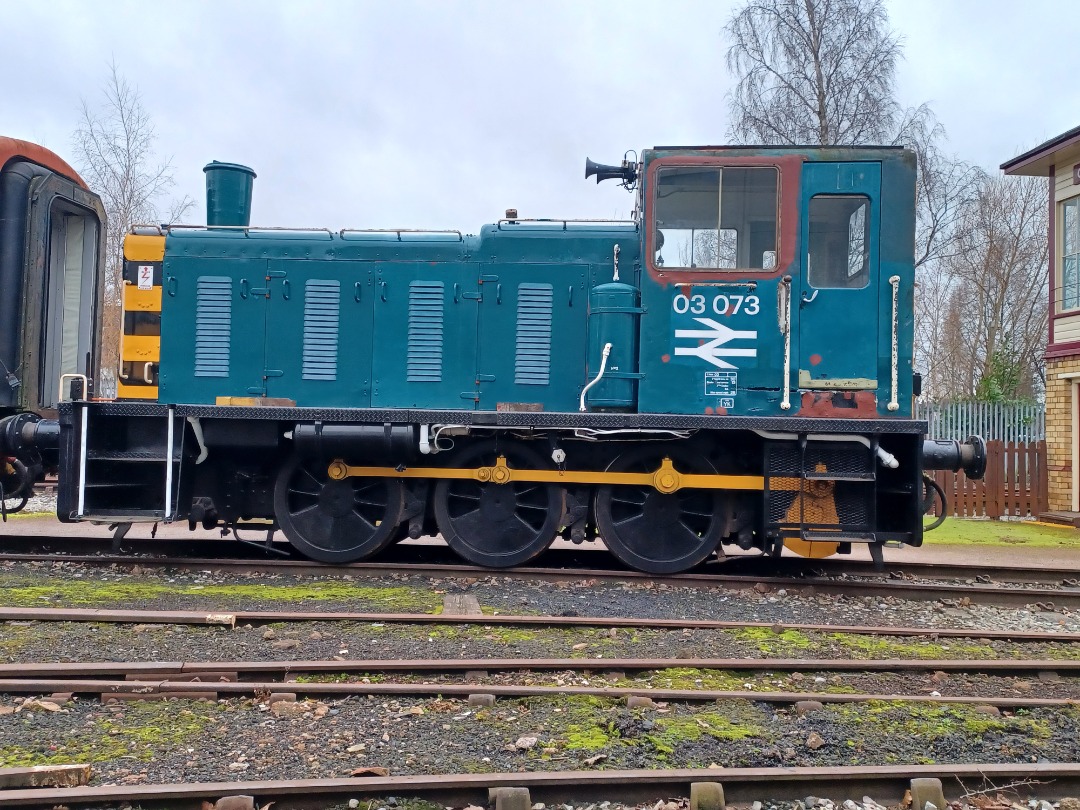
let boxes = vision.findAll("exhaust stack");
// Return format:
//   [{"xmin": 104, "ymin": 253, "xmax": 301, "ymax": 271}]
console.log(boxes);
[{"xmin": 203, "ymin": 161, "xmax": 256, "ymax": 228}]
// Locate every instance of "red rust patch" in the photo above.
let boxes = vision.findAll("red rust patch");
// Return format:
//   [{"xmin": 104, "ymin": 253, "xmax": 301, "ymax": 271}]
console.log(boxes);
[
  {"xmin": 661, "ymin": 354, "xmax": 671, "ymax": 363},
  {"xmin": 704, "ymin": 406, "xmax": 714, "ymax": 414},
  {"xmin": 797, "ymin": 391, "xmax": 878, "ymax": 417},
  {"xmin": 809, "ymin": 353, "xmax": 822, "ymax": 366}
]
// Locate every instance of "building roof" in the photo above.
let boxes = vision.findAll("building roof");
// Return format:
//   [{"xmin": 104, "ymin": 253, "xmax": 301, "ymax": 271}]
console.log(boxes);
[{"xmin": 1002, "ymin": 123, "xmax": 1080, "ymax": 176}]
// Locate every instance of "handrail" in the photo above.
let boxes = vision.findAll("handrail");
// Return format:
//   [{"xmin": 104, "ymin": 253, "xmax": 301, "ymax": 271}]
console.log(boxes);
[
  {"xmin": 497, "ymin": 218, "xmax": 638, "ymax": 231},
  {"xmin": 338, "ymin": 228, "xmax": 463, "ymax": 241},
  {"xmin": 129, "ymin": 224, "xmax": 335, "ymax": 238}
]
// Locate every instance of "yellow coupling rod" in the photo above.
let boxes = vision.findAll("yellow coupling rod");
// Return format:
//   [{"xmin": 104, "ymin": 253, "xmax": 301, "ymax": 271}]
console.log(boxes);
[{"xmin": 327, "ymin": 456, "xmax": 765, "ymax": 495}]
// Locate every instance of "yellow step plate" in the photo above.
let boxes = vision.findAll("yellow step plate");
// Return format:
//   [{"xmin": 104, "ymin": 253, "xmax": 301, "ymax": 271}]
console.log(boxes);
[
  {"xmin": 123, "ymin": 284, "xmax": 162, "ymax": 312},
  {"xmin": 120, "ymin": 335, "xmax": 160, "ymax": 362},
  {"xmin": 124, "ymin": 234, "xmax": 165, "ymax": 261}
]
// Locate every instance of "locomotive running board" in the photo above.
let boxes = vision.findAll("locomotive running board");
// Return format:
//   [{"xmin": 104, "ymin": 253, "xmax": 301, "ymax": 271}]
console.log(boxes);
[{"xmin": 328, "ymin": 456, "xmax": 766, "ymax": 495}]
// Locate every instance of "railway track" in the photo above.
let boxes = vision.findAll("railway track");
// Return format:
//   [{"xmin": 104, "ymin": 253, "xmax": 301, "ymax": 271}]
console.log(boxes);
[
  {"xmin": 6, "ymin": 655, "xmax": 1079, "ymax": 679},
  {"xmin": 3, "ymin": 603, "xmax": 1080, "ymax": 642},
  {"xmin": 2, "ymin": 538, "xmax": 1079, "ymax": 609},
  {"xmin": 2, "ymin": 653, "xmax": 1077, "ymax": 707},
  {"xmin": 1, "ymin": 765, "xmax": 1079, "ymax": 810}
]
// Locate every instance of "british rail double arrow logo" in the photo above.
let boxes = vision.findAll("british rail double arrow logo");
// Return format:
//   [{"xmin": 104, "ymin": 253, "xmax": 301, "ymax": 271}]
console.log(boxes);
[{"xmin": 674, "ymin": 318, "xmax": 758, "ymax": 369}]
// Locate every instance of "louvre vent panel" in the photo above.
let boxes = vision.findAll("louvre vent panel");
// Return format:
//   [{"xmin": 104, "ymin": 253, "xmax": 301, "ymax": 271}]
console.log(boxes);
[
  {"xmin": 407, "ymin": 281, "xmax": 444, "ymax": 382},
  {"xmin": 195, "ymin": 276, "xmax": 232, "ymax": 377},
  {"xmin": 302, "ymin": 280, "xmax": 341, "ymax": 380},
  {"xmin": 514, "ymin": 283, "xmax": 553, "ymax": 385}
]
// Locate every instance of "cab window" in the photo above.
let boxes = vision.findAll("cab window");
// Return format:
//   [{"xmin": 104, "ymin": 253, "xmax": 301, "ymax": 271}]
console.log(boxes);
[
  {"xmin": 807, "ymin": 195, "xmax": 870, "ymax": 289},
  {"xmin": 653, "ymin": 166, "xmax": 778, "ymax": 271}
]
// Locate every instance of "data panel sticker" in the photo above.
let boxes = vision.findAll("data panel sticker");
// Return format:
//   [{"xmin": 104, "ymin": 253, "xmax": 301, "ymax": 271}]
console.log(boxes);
[{"xmin": 705, "ymin": 371, "xmax": 737, "ymax": 397}]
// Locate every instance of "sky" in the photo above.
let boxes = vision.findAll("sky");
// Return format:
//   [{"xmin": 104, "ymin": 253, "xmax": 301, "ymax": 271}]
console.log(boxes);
[{"xmin": 2, "ymin": 0, "xmax": 1077, "ymax": 231}]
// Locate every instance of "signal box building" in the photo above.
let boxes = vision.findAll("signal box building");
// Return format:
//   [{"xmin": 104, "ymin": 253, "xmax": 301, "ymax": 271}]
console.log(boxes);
[{"xmin": 1003, "ymin": 124, "xmax": 1080, "ymax": 515}]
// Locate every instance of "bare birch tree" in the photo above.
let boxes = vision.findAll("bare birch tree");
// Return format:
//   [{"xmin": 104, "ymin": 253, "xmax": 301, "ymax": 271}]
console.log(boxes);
[
  {"xmin": 72, "ymin": 62, "xmax": 193, "ymax": 394},
  {"xmin": 724, "ymin": 0, "xmax": 903, "ymax": 146},
  {"xmin": 933, "ymin": 176, "xmax": 1049, "ymax": 400}
]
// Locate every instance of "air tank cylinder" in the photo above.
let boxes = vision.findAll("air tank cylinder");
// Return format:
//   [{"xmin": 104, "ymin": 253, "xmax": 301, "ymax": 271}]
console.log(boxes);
[
  {"xmin": 585, "ymin": 282, "xmax": 641, "ymax": 411},
  {"xmin": 203, "ymin": 161, "xmax": 256, "ymax": 228}
]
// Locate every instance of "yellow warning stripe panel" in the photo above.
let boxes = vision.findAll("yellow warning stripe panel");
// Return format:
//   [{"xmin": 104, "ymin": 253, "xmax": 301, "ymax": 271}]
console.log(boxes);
[
  {"xmin": 124, "ymin": 234, "xmax": 165, "ymax": 261},
  {"xmin": 215, "ymin": 397, "xmax": 298, "ymax": 407},
  {"xmin": 120, "ymin": 335, "xmax": 160, "ymax": 362},
  {"xmin": 117, "ymin": 382, "xmax": 159, "ymax": 400},
  {"xmin": 123, "ymin": 284, "xmax": 162, "ymax": 312}
]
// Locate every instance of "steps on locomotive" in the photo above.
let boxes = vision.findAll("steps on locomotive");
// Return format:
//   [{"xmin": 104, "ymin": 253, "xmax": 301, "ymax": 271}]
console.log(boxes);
[
  {"xmin": 63, "ymin": 406, "xmax": 181, "ymax": 521},
  {"xmin": 764, "ymin": 439, "xmax": 879, "ymax": 542}
]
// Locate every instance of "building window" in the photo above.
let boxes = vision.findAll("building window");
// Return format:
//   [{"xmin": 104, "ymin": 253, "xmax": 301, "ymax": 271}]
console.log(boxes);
[
  {"xmin": 1065, "ymin": 197, "xmax": 1080, "ymax": 311},
  {"xmin": 653, "ymin": 166, "xmax": 778, "ymax": 271}
]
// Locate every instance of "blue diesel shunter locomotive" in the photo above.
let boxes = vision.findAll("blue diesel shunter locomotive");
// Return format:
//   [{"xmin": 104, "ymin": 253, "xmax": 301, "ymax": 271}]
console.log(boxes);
[{"xmin": 52, "ymin": 144, "xmax": 985, "ymax": 572}]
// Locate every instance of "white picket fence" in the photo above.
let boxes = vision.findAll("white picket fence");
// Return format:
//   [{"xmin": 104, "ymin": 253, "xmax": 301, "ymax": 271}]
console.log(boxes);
[{"xmin": 915, "ymin": 401, "xmax": 1045, "ymax": 443}]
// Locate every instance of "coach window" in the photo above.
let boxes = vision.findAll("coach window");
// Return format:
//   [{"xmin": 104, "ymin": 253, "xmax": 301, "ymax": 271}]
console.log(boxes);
[
  {"xmin": 807, "ymin": 195, "xmax": 870, "ymax": 289},
  {"xmin": 654, "ymin": 166, "xmax": 778, "ymax": 270}
]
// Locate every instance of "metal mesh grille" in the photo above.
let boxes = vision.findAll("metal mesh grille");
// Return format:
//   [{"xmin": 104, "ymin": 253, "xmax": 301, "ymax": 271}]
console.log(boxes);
[
  {"xmin": 194, "ymin": 276, "xmax": 232, "ymax": 378},
  {"xmin": 302, "ymin": 280, "xmax": 340, "ymax": 381},
  {"xmin": 515, "ymin": 283, "xmax": 553, "ymax": 385},
  {"xmin": 407, "ymin": 281, "xmax": 444, "ymax": 383}
]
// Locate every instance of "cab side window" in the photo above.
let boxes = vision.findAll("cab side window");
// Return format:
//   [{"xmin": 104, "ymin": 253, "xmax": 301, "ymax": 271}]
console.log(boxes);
[
  {"xmin": 654, "ymin": 167, "xmax": 778, "ymax": 270},
  {"xmin": 807, "ymin": 195, "xmax": 870, "ymax": 289}
]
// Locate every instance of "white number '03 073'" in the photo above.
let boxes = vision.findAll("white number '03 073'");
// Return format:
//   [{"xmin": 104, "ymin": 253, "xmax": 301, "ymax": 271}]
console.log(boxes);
[{"xmin": 672, "ymin": 294, "xmax": 760, "ymax": 316}]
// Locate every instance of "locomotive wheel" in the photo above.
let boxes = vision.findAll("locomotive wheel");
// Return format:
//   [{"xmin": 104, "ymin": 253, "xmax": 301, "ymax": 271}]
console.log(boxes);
[
  {"xmin": 273, "ymin": 455, "xmax": 405, "ymax": 564},
  {"xmin": 594, "ymin": 445, "xmax": 726, "ymax": 574},
  {"xmin": 433, "ymin": 441, "xmax": 565, "ymax": 568}
]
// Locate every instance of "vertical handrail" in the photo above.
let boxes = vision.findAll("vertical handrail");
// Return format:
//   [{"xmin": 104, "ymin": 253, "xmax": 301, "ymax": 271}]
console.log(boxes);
[
  {"xmin": 77, "ymin": 404, "xmax": 88, "ymax": 518},
  {"xmin": 778, "ymin": 276, "xmax": 792, "ymax": 410},
  {"xmin": 887, "ymin": 275, "xmax": 900, "ymax": 411},
  {"xmin": 164, "ymin": 407, "xmax": 175, "ymax": 521}
]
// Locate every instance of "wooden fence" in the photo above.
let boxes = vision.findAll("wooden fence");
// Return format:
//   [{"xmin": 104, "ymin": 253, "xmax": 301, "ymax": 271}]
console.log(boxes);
[{"xmin": 927, "ymin": 440, "xmax": 1048, "ymax": 519}]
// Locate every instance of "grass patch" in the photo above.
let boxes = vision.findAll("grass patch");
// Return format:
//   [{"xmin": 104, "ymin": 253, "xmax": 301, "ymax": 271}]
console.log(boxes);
[{"xmin": 926, "ymin": 519, "xmax": 1080, "ymax": 548}]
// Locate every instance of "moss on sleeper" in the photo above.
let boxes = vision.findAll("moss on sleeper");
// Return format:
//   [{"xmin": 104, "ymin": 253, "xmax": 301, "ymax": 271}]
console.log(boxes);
[
  {"xmin": 645, "ymin": 704, "xmax": 764, "ymax": 761},
  {"xmin": 828, "ymin": 633, "xmax": 999, "ymax": 660},
  {"xmin": 0, "ymin": 573, "xmax": 439, "ymax": 612},
  {"xmin": 830, "ymin": 699, "xmax": 1052, "ymax": 742},
  {"xmin": 0, "ymin": 623, "xmax": 33, "ymax": 657},
  {"xmin": 0, "ymin": 700, "xmax": 219, "ymax": 767},
  {"xmin": 728, "ymin": 627, "xmax": 815, "ymax": 654},
  {"xmin": 626, "ymin": 666, "xmax": 753, "ymax": 692}
]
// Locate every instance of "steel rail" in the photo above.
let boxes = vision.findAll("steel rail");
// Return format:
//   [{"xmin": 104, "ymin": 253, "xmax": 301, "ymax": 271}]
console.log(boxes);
[
  {"xmin": 2, "ymin": 605, "xmax": 1078, "ymax": 642},
  {"xmin": 4, "ymin": 534, "xmax": 1079, "ymax": 587},
  {"xmin": 0, "ymin": 677, "xmax": 1076, "ymax": 708},
  {"xmin": 3, "ymin": 656, "xmax": 1079, "ymax": 679},
  {"xmin": 2, "ymin": 764, "xmax": 1080, "ymax": 809},
  {"xmin": 2, "ymin": 545, "xmax": 1078, "ymax": 609}
]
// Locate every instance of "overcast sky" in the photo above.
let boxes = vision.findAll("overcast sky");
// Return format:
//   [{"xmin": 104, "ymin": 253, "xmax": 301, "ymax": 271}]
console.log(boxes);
[{"xmin": 2, "ymin": 0, "xmax": 1076, "ymax": 231}]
